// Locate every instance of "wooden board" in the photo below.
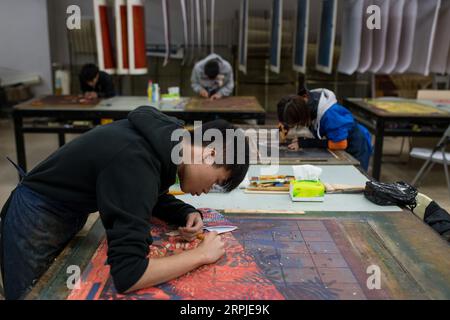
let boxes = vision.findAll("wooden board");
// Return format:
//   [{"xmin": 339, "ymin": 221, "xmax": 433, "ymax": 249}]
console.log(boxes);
[
  {"xmin": 237, "ymin": 124, "xmax": 359, "ymax": 165},
  {"xmin": 27, "ymin": 95, "xmax": 100, "ymax": 108},
  {"xmin": 366, "ymin": 99, "xmax": 448, "ymax": 115},
  {"xmin": 64, "ymin": 209, "xmax": 450, "ymax": 300},
  {"xmin": 26, "ymin": 208, "xmax": 450, "ymax": 300},
  {"xmin": 68, "ymin": 209, "xmax": 284, "ymax": 300},
  {"xmin": 278, "ymin": 146, "xmax": 335, "ymax": 159},
  {"xmin": 185, "ymin": 96, "xmax": 264, "ymax": 113}
]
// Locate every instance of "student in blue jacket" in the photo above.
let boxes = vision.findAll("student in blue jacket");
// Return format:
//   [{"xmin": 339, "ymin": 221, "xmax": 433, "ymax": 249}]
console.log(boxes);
[{"xmin": 277, "ymin": 88, "xmax": 373, "ymax": 171}]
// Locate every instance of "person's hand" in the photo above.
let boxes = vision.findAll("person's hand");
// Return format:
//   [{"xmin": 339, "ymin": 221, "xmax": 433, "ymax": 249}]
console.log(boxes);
[
  {"xmin": 84, "ymin": 91, "xmax": 98, "ymax": 100},
  {"xmin": 278, "ymin": 123, "xmax": 289, "ymax": 143},
  {"xmin": 199, "ymin": 89, "xmax": 209, "ymax": 98},
  {"xmin": 288, "ymin": 137, "xmax": 299, "ymax": 151},
  {"xmin": 179, "ymin": 211, "xmax": 204, "ymax": 241},
  {"xmin": 210, "ymin": 93, "xmax": 222, "ymax": 100},
  {"xmin": 195, "ymin": 231, "xmax": 225, "ymax": 264}
]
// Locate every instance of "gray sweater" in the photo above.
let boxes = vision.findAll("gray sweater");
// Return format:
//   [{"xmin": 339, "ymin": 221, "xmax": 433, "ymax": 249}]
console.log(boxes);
[{"xmin": 190, "ymin": 53, "xmax": 234, "ymax": 96}]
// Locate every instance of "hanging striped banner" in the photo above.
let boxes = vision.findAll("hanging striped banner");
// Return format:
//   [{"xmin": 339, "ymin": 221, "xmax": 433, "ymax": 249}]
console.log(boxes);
[
  {"xmin": 114, "ymin": 0, "xmax": 129, "ymax": 74},
  {"xmin": 162, "ymin": 0, "xmax": 170, "ymax": 66},
  {"xmin": 189, "ymin": 0, "xmax": 196, "ymax": 63},
  {"xmin": 337, "ymin": 0, "xmax": 364, "ymax": 75},
  {"xmin": 269, "ymin": 0, "xmax": 283, "ymax": 74},
  {"xmin": 368, "ymin": 0, "xmax": 390, "ymax": 73},
  {"xmin": 202, "ymin": 0, "xmax": 208, "ymax": 52},
  {"xmin": 238, "ymin": 0, "xmax": 249, "ymax": 74},
  {"xmin": 407, "ymin": 0, "xmax": 441, "ymax": 75},
  {"xmin": 357, "ymin": 0, "xmax": 373, "ymax": 73},
  {"xmin": 127, "ymin": 0, "xmax": 147, "ymax": 74},
  {"xmin": 316, "ymin": 0, "xmax": 337, "ymax": 74},
  {"xmin": 94, "ymin": 0, "xmax": 116, "ymax": 74},
  {"xmin": 180, "ymin": 0, "xmax": 189, "ymax": 64},
  {"xmin": 430, "ymin": 0, "xmax": 450, "ymax": 74},
  {"xmin": 211, "ymin": 0, "xmax": 215, "ymax": 53},
  {"xmin": 393, "ymin": 0, "xmax": 417, "ymax": 73},
  {"xmin": 378, "ymin": 0, "xmax": 404, "ymax": 74},
  {"xmin": 293, "ymin": 0, "xmax": 309, "ymax": 74},
  {"xmin": 195, "ymin": 0, "xmax": 202, "ymax": 50}
]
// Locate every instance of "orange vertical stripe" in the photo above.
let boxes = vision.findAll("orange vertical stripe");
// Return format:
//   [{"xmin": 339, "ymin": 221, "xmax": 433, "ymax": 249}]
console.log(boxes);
[
  {"xmin": 99, "ymin": 6, "xmax": 115, "ymax": 69},
  {"xmin": 133, "ymin": 5, "xmax": 147, "ymax": 68},
  {"xmin": 120, "ymin": 5, "xmax": 129, "ymax": 68}
]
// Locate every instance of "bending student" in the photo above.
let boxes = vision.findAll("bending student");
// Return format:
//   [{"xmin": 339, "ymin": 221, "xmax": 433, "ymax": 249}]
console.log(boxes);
[
  {"xmin": 0, "ymin": 107, "xmax": 249, "ymax": 299},
  {"xmin": 79, "ymin": 63, "xmax": 116, "ymax": 99},
  {"xmin": 277, "ymin": 88, "xmax": 372, "ymax": 171},
  {"xmin": 191, "ymin": 53, "xmax": 234, "ymax": 100}
]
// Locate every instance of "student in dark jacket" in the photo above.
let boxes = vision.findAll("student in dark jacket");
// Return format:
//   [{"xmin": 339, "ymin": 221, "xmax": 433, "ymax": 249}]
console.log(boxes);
[
  {"xmin": 277, "ymin": 88, "xmax": 372, "ymax": 171},
  {"xmin": 0, "ymin": 107, "xmax": 250, "ymax": 299},
  {"xmin": 79, "ymin": 63, "xmax": 116, "ymax": 99}
]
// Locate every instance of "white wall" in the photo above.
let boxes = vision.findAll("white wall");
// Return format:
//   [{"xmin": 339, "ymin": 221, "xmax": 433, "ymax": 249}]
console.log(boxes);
[{"xmin": 0, "ymin": 0, "xmax": 52, "ymax": 95}]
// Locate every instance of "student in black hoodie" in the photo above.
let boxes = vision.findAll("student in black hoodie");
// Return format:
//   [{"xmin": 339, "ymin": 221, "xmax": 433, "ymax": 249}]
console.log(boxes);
[
  {"xmin": 79, "ymin": 63, "xmax": 116, "ymax": 99},
  {"xmin": 0, "ymin": 106, "xmax": 250, "ymax": 299}
]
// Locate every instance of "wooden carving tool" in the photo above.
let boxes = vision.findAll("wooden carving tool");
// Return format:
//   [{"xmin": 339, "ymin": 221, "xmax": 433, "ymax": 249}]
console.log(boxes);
[{"xmin": 245, "ymin": 183, "xmax": 365, "ymax": 194}]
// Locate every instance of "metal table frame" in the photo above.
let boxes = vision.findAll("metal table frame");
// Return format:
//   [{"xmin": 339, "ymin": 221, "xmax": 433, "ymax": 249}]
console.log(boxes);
[
  {"xmin": 343, "ymin": 98, "xmax": 450, "ymax": 180},
  {"xmin": 13, "ymin": 96, "xmax": 266, "ymax": 172}
]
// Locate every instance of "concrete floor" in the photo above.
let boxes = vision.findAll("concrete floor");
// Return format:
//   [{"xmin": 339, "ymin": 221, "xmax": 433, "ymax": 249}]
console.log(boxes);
[{"xmin": 0, "ymin": 117, "xmax": 449, "ymax": 210}]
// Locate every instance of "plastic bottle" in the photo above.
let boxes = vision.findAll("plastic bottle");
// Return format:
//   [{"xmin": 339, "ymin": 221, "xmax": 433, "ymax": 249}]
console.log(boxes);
[
  {"xmin": 147, "ymin": 80, "xmax": 153, "ymax": 102},
  {"xmin": 153, "ymin": 83, "xmax": 160, "ymax": 102}
]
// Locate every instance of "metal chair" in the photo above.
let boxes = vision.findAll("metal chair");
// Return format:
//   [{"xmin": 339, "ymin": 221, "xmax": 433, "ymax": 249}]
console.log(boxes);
[{"xmin": 411, "ymin": 125, "xmax": 450, "ymax": 197}]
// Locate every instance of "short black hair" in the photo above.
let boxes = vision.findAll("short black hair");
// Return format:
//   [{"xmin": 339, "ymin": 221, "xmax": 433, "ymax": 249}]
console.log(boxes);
[
  {"xmin": 278, "ymin": 95, "xmax": 312, "ymax": 127},
  {"xmin": 277, "ymin": 94, "xmax": 297, "ymax": 124},
  {"xmin": 204, "ymin": 59, "xmax": 220, "ymax": 79},
  {"xmin": 80, "ymin": 63, "xmax": 99, "ymax": 82},
  {"xmin": 188, "ymin": 119, "xmax": 250, "ymax": 192}
]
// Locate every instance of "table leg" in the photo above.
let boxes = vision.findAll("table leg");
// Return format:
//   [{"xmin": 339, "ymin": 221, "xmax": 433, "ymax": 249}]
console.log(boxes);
[
  {"xmin": 13, "ymin": 113, "xmax": 27, "ymax": 176},
  {"xmin": 372, "ymin": 119, "xmax": 384, "ymax": 181},
  {"xmin": 58, "ymin": 133, "xmax": 66, "ymax": 147},
  {"xmin": 257, "ymin": 116, "xmax": 265, "ymax": 125}
]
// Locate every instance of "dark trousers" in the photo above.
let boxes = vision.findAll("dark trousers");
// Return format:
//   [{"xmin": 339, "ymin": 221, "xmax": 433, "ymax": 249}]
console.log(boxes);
[{"xmin": 0, "ymin": 184, "xmax": 88, "ymax": 299}]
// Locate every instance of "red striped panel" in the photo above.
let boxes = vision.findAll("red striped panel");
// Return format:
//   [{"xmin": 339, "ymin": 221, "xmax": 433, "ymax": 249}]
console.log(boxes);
[
  {"xmin": 99, "ymin": 5, "xmax": 115, "ymax": 70},
  {"xmin": 120, "ymin": 5, "xmax": 129, "ymax": 68},
  {"xmin": 132, "ymin": 5, "xmax": 146, "ymax": 69}
]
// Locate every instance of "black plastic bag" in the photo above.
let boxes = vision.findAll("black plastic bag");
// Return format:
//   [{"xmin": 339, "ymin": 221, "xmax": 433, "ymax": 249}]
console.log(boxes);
[
  {"xmin": 364, "ymin": 181, "xmax": 418, "ymax": 209},
  {"xmin": 424, "ymin": 201, "xmax": 450, "ymax": 241}
]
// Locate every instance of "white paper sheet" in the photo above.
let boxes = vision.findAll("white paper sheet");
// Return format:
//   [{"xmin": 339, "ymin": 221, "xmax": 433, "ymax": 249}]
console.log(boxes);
[
  {"xmin": 357, "ymin": 0, "xmax": 373, "ymax": 73},
  {"xmin": 430, "ymin": 0, "xmax": 450, "ymax": 74},
  {"xmin": 378, "ymin": 0, "xmax": 404, "ymax": 74},
  {"xmin": 369, "ymin": 0, "xmax": 390, "ymax": 73},
  {"xmin": 393, "ymin": 0, "xmax": 417, "ymax": 73},
  {"xmin": 407, "ymin": 0, "xmax": 441, "ymax": 75},
  {"xmin": 337, "ymin": 0, "xmax": 364, "ymax": 75}
]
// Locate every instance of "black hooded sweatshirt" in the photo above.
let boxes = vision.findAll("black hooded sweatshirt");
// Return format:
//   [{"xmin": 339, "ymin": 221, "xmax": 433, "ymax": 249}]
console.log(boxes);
[
  {"xmin": 79, "ymin": 71, "xmax": 116, "ymax": 98},
  {"xmin": 21, "ymin": 106, "xmax": 198, "ymax": 292}
]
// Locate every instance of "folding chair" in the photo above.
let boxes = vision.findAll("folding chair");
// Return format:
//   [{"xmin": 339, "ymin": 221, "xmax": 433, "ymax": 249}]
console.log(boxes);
[{"xmin": 411, "ymin": 125, "xmax": 450, "ymax": 197}]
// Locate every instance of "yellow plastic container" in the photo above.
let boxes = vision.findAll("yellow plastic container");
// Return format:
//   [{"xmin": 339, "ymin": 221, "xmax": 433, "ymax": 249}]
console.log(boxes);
[{"xmin": 289, "ymin": 180, "xmax": 325, "ymax": 202}]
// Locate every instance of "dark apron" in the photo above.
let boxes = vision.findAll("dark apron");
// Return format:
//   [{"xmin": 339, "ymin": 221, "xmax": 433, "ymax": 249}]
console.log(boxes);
[{"xmin": 0, "ymin": 158, "xmax": 90, "ymax": 300}]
